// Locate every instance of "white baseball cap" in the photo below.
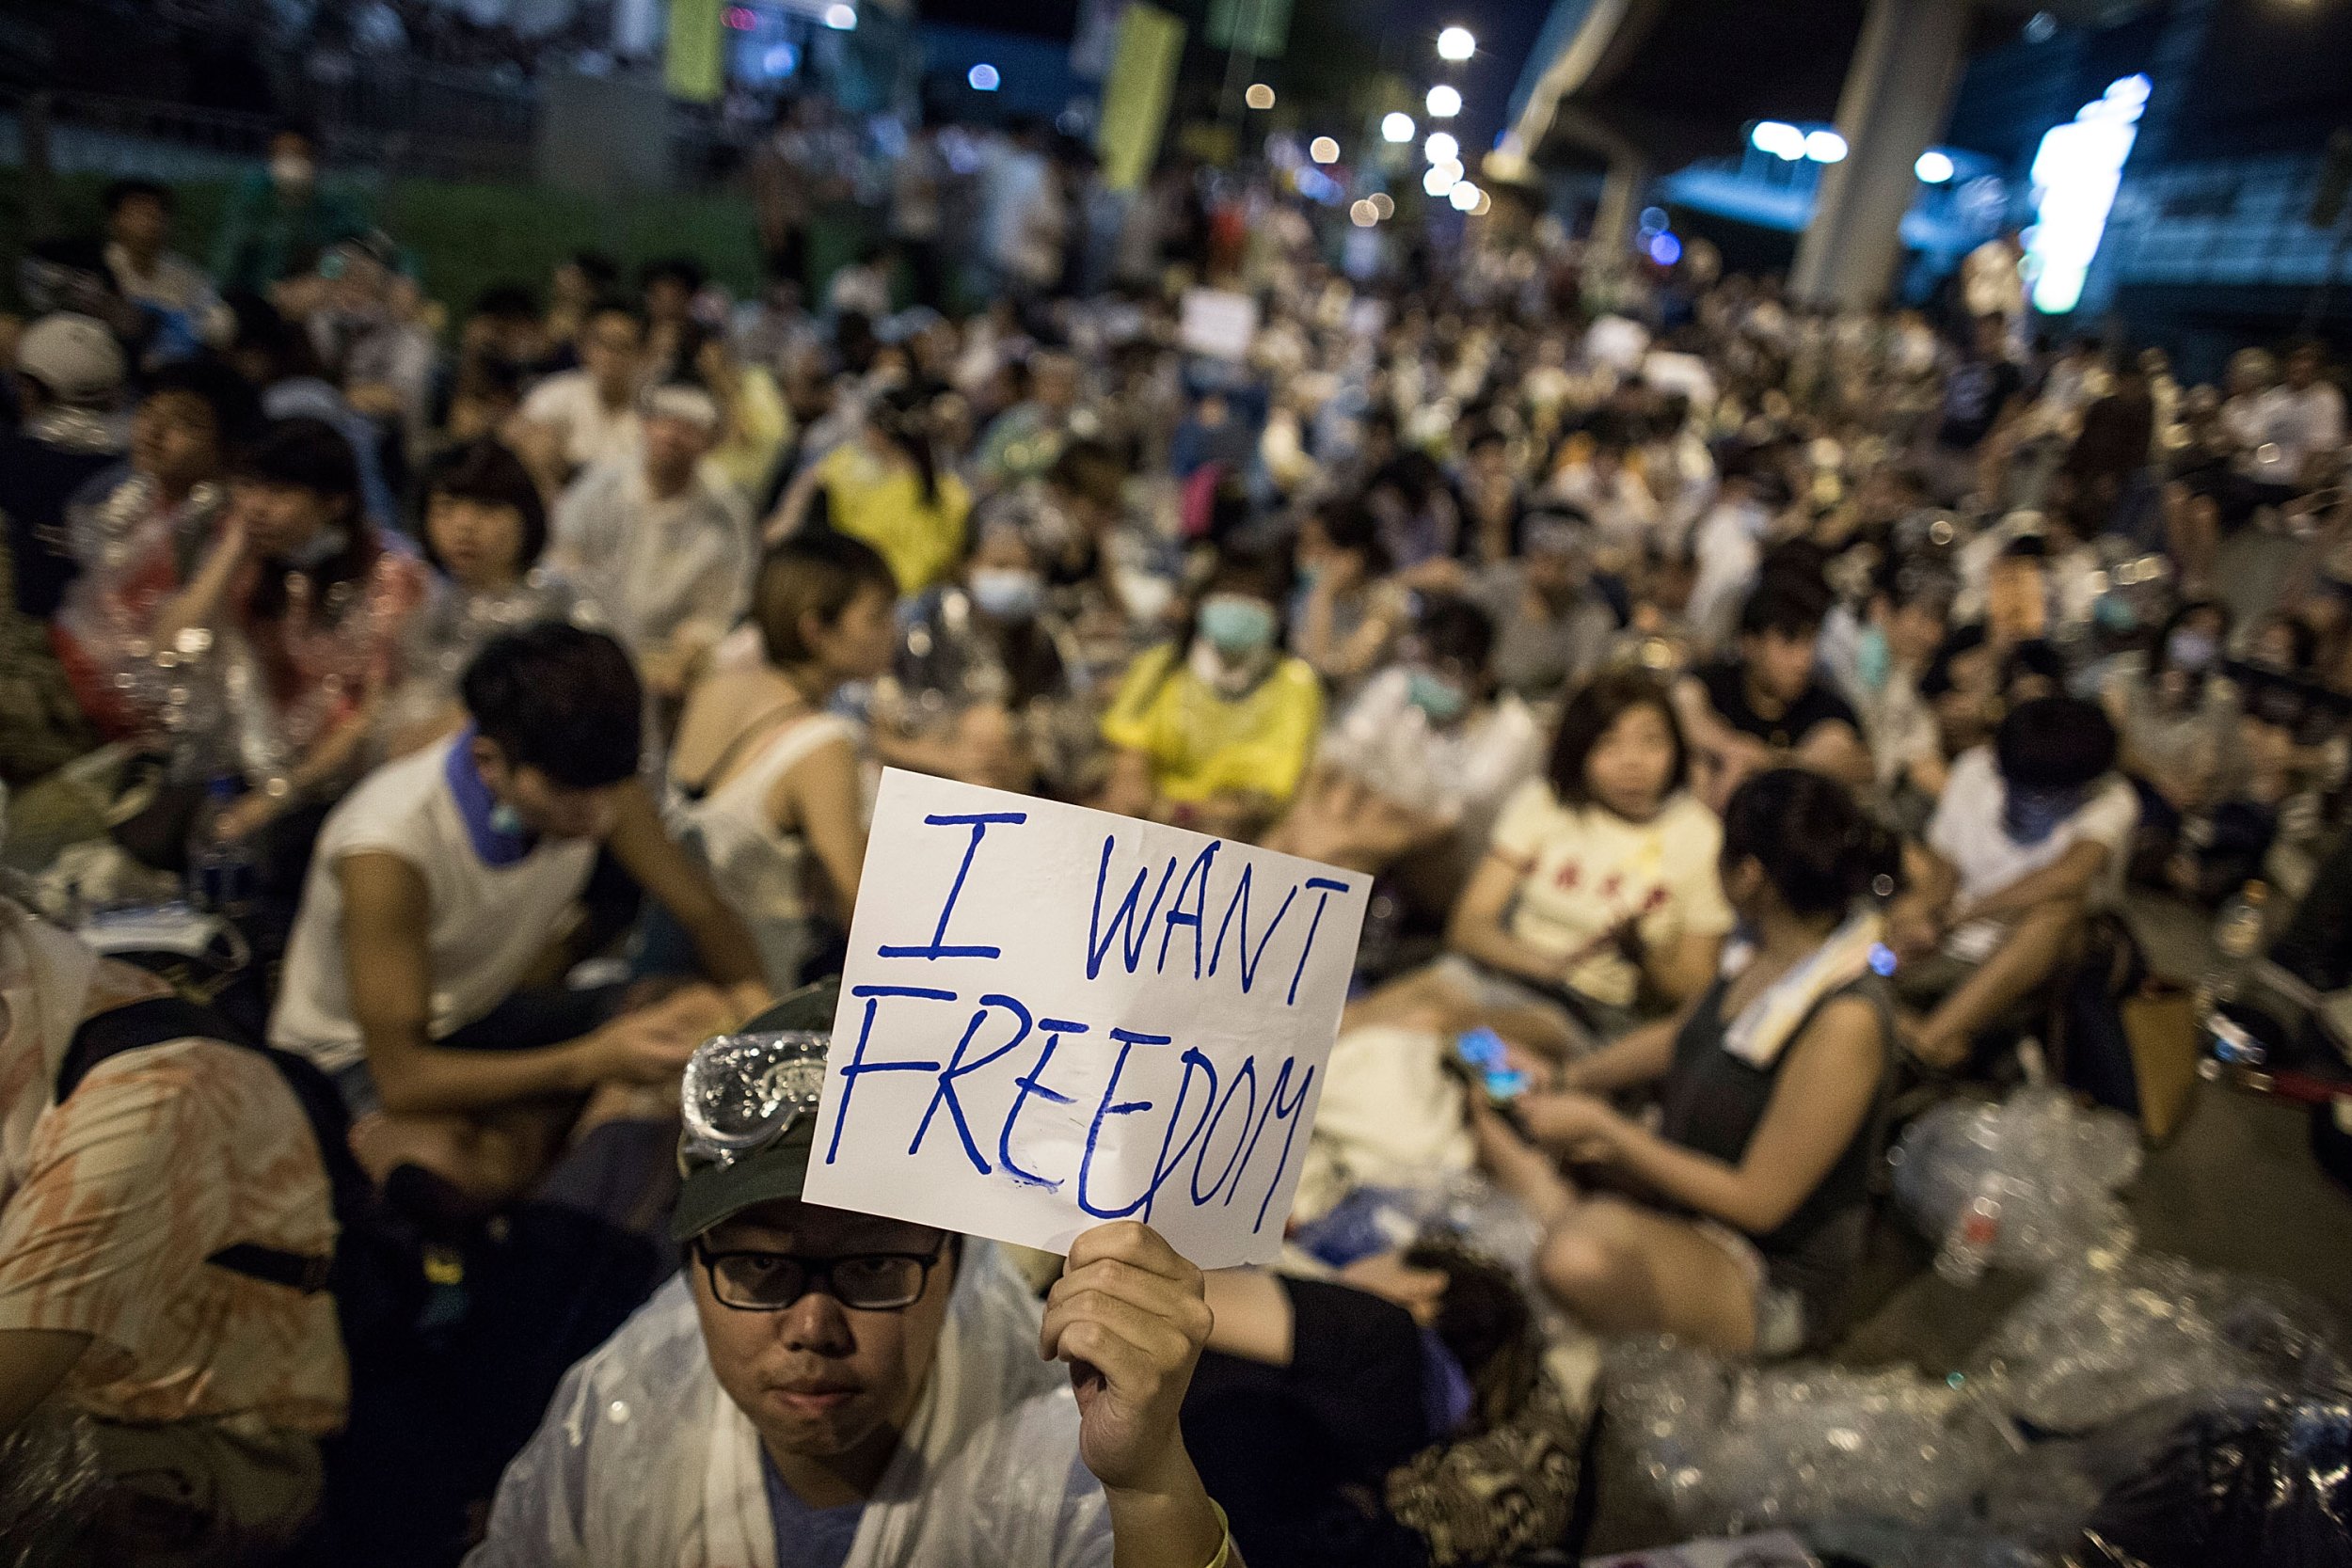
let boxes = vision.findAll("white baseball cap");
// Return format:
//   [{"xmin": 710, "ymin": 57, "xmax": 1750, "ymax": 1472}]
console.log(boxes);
[{"xmin": 16, "ymin": 313, "xmax": 126, "ymax": 406}]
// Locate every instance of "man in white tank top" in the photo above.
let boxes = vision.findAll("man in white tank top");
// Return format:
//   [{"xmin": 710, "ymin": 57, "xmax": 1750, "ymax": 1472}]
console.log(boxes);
[{"xmin": 270, "ymin": 625, "xmax": 770, "ymax": 1204}]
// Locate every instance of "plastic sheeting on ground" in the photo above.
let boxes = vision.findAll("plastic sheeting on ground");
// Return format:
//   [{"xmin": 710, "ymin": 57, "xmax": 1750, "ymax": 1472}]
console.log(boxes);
[
  {"xmin": 1889, "ymin": 1086, "xmax": 2142, "ymax": 1275},
  {"xmin": 2074, "ymin": 1396, "xmax": 2352, "ymax": 1568}
]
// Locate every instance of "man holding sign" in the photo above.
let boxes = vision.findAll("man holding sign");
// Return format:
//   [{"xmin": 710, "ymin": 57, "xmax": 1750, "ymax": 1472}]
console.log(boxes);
[{"xmin": 470, "ymin": 985, "xmax": 1245, "ymax": 1568}]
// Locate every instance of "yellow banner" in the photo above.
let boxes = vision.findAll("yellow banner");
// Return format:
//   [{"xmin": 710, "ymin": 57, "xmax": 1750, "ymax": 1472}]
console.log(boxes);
[
  {"xmin": 1096, "ymin": 4, "xmax": 1185, "ymax": 193},
  {"xmin": 666, "ymin": 0, "xmax": 725, "ymax": 104}
]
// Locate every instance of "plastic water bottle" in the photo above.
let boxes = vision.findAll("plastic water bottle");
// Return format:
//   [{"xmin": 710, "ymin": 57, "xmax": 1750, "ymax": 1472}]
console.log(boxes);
[
  {"xmin": 1936, "ymin": 1179, "xmax": 2004, "ymax": 1286},
  {"xmin": 187, "ymin": 776, "xmax": 257, "ymax": 920},
  {"xmin": 2200, "ymin": 881, "xmax": 2271, "ymax": 1007}
]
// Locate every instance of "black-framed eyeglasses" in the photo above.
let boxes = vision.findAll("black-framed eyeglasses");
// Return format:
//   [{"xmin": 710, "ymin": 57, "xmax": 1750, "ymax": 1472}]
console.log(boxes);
[{"xmin": 692, "ymin": 1236, "xmax": 949, "ymax": 1312}]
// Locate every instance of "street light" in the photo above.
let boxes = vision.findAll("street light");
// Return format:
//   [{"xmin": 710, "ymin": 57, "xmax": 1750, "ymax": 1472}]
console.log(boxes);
[
  {"xmin": 1382, "ymin": 112, "xmax": 1416, "ymax": 144},
  {"xmin": 1449, "ymin": 180, "xmax": 1482, "ymax": 212},
  {"xmin": 1424, "ymin": 131, "xmax": 1459, "ymax": 165},
  {"xmin": 1310, "ymin": 135, "xmax": 1340, "ymax": 164},
  {"xmin": 1423, "ymin": 162, "xmax": 1460, "ymax": 197},
  {"xmin": 1437, "ymin": 25, "xmax": 1475, "ymax": 61},
  {"xmin": 1915, "ymin": 149, "xmax": 1955, "ymax": 183},
  {"xmin": 1804, "ymin": 128, "xmax": 1849, "ymax": 163},
  {"xmin": 1425, "ymin": 85, "xmax": 1461, "ymax": 119},
  {"xmin": 1369, "ymin": 192, "xmax": 1395, "ymax": 218},
  {"xmin": 1246, "ymin": 83, "xmax": 1276, "ymax": 110},
  {"xmin": 1351, "ymin": 199, "xmax": 1379, "ymax": 228},
  {"xmin": 821, "ymin": 2, "xmax": 856, "ymax": 27}
]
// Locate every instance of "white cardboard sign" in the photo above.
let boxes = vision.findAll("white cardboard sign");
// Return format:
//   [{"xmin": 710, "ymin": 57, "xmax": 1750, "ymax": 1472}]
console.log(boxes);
[
  {"xmin": 803, "ymin": 769, "xmax": 1370, "ymax": 1268},
  {"xmin": 1178, "ymin": 287, "xmax": 1262, "ymax": 362}
]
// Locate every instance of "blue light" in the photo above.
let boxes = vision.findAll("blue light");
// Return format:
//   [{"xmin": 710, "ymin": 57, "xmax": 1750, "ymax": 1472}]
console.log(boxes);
[
  {"xmin": 1647, "ymin": 231, "xmax": 1682, "ymax": 266},
  {"xmin": 967, "ymin": 62, "xmax": 1001, "ymax": 91},
  {"xmin": 761, "ymin": 42, "xmax": 799, "ymax": 77},
  {"xmin": 1869, "ymin": 943, "xmax": 1899, "ymax": 977}
]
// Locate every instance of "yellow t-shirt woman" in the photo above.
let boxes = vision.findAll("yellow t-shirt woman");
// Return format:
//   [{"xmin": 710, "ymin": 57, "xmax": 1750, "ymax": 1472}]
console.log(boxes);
[
  {"xmin": 811, "ymin": 439, "xmax": 971, "ymax": 595},
  {"xmin": 1101, "ymin": 641, "xmax": 1324, "ymax": 805}
]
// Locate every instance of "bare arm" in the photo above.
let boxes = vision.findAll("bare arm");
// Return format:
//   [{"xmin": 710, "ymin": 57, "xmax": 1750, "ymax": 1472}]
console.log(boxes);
[
  {"xmin": 603, "ymin": 782, "xmax": 768, "ymax": 999},
  {"xmin": 341, "ymin": 851, "xmax": 635, "ymax": 1116},
  {"xmin": 1534, "ymin": 994, "xmax": 1884, "ymax": 1234},
  {"xmin": 1445, "ymin": 854, "xmax": 1571, "ymax": 987},
  {"xmin": 772, "ymin": 733, "xmax": 869, "ymax": 921},
  {"xmin": 1963, "ymin": 839, "xmax": 2106, "ymax": 924},
  {"xmin": 1559, "ymin": 1010, "xmax": 1686, "ymax": 1094},
  {"xmin": 763, "ymin": 466, "xmax": 823, "ymax": 547},
  {"xmin": 1644, "ymin": 929, "xmax": 1724, "ymax": 1007}
]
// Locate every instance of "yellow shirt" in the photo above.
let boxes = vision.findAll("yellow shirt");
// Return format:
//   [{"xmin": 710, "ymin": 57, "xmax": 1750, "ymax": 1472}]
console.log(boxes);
[
  {"xmin": 816, "ymin": 441, "xmax": 971, "ymax": 594},
  {"xmin": 1101, "ymin": 643, "xmax": 1323, "ymax": 805},
  {"xmin": 1486, "ymin": 781, "xmax": 1735, "ymax": 1007}
]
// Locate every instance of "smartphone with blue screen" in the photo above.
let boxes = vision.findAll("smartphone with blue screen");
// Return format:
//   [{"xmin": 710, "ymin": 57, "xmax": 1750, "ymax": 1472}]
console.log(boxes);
[{"xmin": 1454, "ymin": 1025, "xmax": 1530, "ymax": 1104}]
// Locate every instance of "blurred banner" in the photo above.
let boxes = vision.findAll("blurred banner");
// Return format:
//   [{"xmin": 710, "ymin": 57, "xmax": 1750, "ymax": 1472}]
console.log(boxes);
[
  {"xmin": 1097, "ymin": 3, "xmax": 1184, "ymax": 192},
  {"xmin": 665, "ymin": 0, "xmax": 724, "ymax": 103},
  {"xmin": 1206, "ymin": 0, "xmax": 1292, "ymax": 60}
]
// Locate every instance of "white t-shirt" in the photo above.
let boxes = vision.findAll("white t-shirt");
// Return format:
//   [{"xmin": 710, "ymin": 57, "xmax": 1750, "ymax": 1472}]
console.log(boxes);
[
  {"xmin": 520, "ymin": 371, "xmax": 644, "ymax": 475},
  {"xmin": 1926, "ymin": 747, "xmax": 2138, "ymax": 958},
  {"xmin": 1485, "ymin": 782, "xmax": 1735, "ymax": 1008},
  {"xmin": 270, "ymin": 738, "xmax": 600, "ymax": 1074}
]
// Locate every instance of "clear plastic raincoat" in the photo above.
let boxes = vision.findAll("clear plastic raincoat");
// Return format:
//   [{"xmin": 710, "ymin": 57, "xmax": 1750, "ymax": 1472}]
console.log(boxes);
[{"xmin": 467, "ymin": 1243, "xmax": 1111, "ymax": 1567}]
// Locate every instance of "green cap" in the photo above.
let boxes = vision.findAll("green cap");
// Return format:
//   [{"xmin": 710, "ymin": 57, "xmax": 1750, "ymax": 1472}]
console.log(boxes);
[{"xmin": 670, "ymin": 978, "xmax": 839, "ymax": 1244}]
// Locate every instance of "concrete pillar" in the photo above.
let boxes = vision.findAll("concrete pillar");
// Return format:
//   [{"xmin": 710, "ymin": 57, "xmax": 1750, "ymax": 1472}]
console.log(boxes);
[
  {"xmin": 1790, "ymin": 0, "xmax": 1973, "ymax": 309},
  {"xmin": 1590, "ymin": 152, "xmax": 1649, "ymax": 265}
]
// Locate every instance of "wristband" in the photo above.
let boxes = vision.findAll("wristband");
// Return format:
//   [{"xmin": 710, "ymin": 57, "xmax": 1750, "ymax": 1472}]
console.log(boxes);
[{"xmin": 1200, "ymin": 1501, "xmax": 1233, "ymax": 1568}]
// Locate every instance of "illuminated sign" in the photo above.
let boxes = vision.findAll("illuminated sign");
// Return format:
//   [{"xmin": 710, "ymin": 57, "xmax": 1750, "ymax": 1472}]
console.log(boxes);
[{"xmin": 2026, "ymin": 73, "xmax": 2150, "ymax": 314}]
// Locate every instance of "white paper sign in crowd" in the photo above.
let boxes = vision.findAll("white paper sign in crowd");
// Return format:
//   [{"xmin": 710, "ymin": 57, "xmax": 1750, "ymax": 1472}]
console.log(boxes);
[{"xmin": 802, "ymin": 769, "xmax": 1371, "ymax": 1268}]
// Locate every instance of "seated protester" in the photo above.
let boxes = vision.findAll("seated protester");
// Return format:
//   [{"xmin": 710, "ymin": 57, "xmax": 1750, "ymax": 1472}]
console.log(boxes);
[
  {"xmin": 1454, "ymin": 422, "xmax": 1530, "ymax": 569},
  {"xmin": 1290, "ymin": 494, "xmax": 1407, "ymax": 692},
  {"xmin": 1475, "ymin": 768, "xmax": 1893, "ymax": 1359},
  {"xmin": 664, "ymin": 533, "xmax": 896, "ymax": 994},
  {"xmin": 1919, "ymin": 623, "xmax": 2002, "ymax": 766},
  {"xmin": 1821, "ymin": 567, "xmax": 1952, "ymax": 802},
  {"xmin": 0, "ymin": 896, "xmax": 343, "ymax": 1560},
  {"xmin": 1545, "ymin": 421, "xmax": 1661, "ymax": 569},
  {"xmin": 548, "ymin": 381, "xmax": 753, "ymax": 704},
  {"xmin": 768, "ymin": 387, "xmax": 973, "ymax": 596},
  {"xmin": 872, "ymin": 518, "xmax": 1093, "ymax": 797},
  {"xmin": 54, "ymin": 355, "xmax": 256, "ymax": 737},
  {"xmin": 151, "ymin": 417, "xmax": 428, "ymax": 851},
  {"xmin": 470, "ymin": 994, "xmax": 1242, "ymax": 1568},
  {"xmin": 1890, "ymin": 697, "xmax": 2137, "ymax": 1070},
  {"xmin": 101, "ymin": 177, "xmax": 233, "ymax": 366},
  {"xmin": 1188, "ymin": 1245, "xmax": 1550, "ymax": 1568},
  {"xmin": 381, "ymin": 440, "xmax": 583, "ymax": 756},
  {"xmin": 973, "ymin": 347, "xmax": 1082, "ymax": 494},
  {"xmin": 1467, "ymin": 508, "xmax": 1619, "ymax": 705},
  {"xmin": 224, "ymin": 291, "xmax": 399, "ymax": 531},
  {"xmin": 2099, "ymin": 599, "xmax": 2277, "ymax": 897},
  {"xmin": 508, "ymin": 298, "xmax": 647, "ymax": 494},
  {"xmin": 1274, "ymin": 594, "xmax": 1543, "ymax": 919},
  {"xmin": 304, "ymin": 235, "xmax": 437, "ymax": 465},
  {"xmin": 268, "ymin": 625, "xmax": 769, "ymax": 1204},
  {"xmin": 1363, "ymin": 451, "xmax": 1464, "ymax": 571},
  {"xmin": 2, "ymin": 314, "xmax": 129, "ymax": 625},
  {"xmin": 1442, "ymin": 670, "xmax": 1733, "ymax": 1039},
  {"xmin": 1099, "ymin": 550, "xmax": 1325, "ymax": 843},
  {"xmin": 1682, "ymin": 452, "xmax": 1783, "ymax": 657},
  {"xmin": 1675, "ymin": 571, "xmax": 1871, "ymax": 812}
]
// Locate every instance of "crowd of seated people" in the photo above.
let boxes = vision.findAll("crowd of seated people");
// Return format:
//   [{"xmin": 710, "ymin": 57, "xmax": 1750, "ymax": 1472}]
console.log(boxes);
[{"xmin": 4, "ymin": 122, "xmax": 2352, "ymax": 1567}]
